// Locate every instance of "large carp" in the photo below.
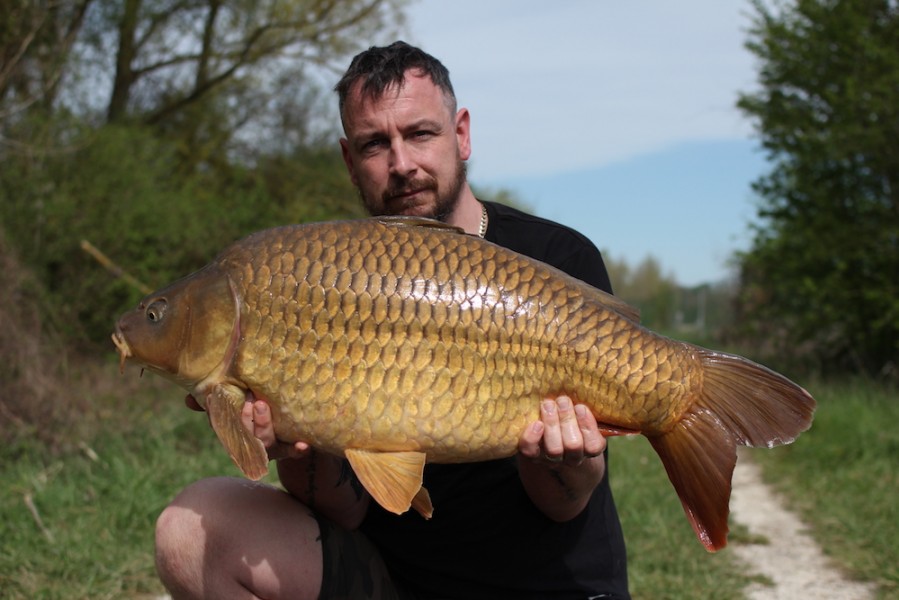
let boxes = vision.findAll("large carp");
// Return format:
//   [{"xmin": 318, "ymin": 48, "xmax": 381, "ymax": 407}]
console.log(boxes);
[{"xmin": 112, "ymin": 216, "xmax": 815, "ymax": 551}]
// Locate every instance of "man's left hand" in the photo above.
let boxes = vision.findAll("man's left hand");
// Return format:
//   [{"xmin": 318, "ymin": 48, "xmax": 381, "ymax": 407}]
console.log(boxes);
[{"xmin": 518, "ymin": 396, "xmax": 606, "ymax": 468}]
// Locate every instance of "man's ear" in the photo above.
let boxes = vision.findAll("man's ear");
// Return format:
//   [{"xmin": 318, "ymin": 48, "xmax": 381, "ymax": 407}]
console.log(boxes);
[
  {"xmin": 339, "ymin": 138, "xmax": 359, "ymax": 186},
  {"xmin": 455, "ymin": 108, "xmax": 472, "ymax": 161}
]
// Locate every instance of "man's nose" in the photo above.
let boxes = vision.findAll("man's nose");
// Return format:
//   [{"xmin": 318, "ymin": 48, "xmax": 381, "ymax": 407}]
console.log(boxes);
[{"xmin": 389, "ymin": 140, "xmax": 415, "ymax": 176}]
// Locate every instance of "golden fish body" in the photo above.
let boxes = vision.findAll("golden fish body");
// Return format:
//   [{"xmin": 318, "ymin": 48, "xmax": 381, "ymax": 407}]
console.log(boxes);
[{"xmin": 112, "ymin": 217, "xmax": 815, "ymax": 551}]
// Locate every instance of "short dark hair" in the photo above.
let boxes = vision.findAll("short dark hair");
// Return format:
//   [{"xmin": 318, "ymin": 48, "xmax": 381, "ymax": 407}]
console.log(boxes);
[{"xmin": 335, "ymin": 41, "xmax": 456, "ymax": 126}]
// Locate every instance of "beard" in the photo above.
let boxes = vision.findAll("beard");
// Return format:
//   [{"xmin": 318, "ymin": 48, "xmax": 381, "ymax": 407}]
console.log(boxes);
[{"xmin": 359, "ymin": 159, "xmax": 468, "ymax": 222}]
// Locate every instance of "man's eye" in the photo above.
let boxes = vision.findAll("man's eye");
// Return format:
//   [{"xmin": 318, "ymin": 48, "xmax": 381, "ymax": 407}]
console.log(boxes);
[{"xmin": 362, "ymin": 139, "xmax": 385, "ymax": 152}]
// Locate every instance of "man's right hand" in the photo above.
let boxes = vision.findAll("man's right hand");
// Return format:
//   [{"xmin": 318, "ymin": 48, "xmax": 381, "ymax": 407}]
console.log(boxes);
[{"xmin": 240, "ymin": 399, "xmax": 312, "ymax": 461}]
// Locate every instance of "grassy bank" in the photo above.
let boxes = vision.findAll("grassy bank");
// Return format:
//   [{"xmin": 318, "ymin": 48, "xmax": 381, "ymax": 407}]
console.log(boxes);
[
  {"xmin": 609, "ymin": 436, "xmax": 755, "ymax": 599},
  {"xmin": 1, "ymin": 373, "xmax": 892, "ymax": 598},
  {"xmin": 749, "ymin": 379, "xmax": 898, "ymax": 599},
  {"xmin": 0, "ymin": 375, "xmax": 240, "ymax": 599}
]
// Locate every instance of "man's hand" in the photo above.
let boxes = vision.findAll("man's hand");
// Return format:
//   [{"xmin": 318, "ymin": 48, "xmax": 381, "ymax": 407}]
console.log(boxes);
[
  {"xmin": 517, "ymin": 396, "xmax": 607, "ymax": 522},
  {"xmin": 518, "ymin": 396, "xmax": 606, "ymax": 466},
  {"xmin": 238, "ymin": 399, "xmax": 312, "ymax": 461},
  {"xmin": 184, "ymin": 394, "xmax": 310, "ymax": 461}
]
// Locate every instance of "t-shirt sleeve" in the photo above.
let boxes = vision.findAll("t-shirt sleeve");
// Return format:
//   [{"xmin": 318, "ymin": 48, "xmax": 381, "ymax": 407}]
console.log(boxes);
[{"xmin": 557, "ymin": 240, "xmax": 614, "ymax": 295}]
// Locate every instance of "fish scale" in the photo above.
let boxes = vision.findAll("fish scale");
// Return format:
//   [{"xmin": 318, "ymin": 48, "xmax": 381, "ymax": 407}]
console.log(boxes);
[
  {"xmin": 232, "ymin": 222, "xmax": 566, "ymax": 455},
  {"xmin": 112, "ymin": 216, "xmax": 815, "ymax": 551}
]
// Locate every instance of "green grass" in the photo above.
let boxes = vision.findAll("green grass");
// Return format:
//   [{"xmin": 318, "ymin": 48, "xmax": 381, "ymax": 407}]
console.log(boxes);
[
  {"xmin": 748, "ymin": 379, "xmax": 898, "ymax": 599},
  {"xmin": 1, "ymin": 376, "xmax": 893, "ymax": 598},
  {"xmin": 0, "ymin": 383, "xmax": 242, "ymax": 599},
  {"xmin": 609, "ymin": 436, "xmax": 756, "ymax": 599}
]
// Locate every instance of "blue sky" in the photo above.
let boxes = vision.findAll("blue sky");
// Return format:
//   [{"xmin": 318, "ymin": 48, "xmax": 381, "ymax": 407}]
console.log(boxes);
[{"xmin": 387, "ymin": 0, "xmax": 771, "ymax": 286}]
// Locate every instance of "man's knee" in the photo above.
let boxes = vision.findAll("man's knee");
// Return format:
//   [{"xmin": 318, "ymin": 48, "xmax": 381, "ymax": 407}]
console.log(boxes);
[{"xmin": 154, "ymin": 478, "xmax": 228, "ymax": 593}]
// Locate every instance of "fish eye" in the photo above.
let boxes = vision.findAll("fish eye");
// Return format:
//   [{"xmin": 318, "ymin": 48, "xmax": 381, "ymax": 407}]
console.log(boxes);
[{"xmin": 146, "ymin": 299, "xmax": 167, "ymax": 323}]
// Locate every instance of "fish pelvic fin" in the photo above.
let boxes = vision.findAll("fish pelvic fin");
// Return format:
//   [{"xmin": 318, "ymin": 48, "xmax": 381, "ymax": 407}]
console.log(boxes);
[
  {"xmin": 345, "ymin": 449, "xmax": 432, "ymax": 519},
  {"xmin": 649, "ymin": 349, "xmax": 816, "ymax": 552},
  {"xmin": 206, "ymin": 383, "xmax": 269, "ymax": 480}
]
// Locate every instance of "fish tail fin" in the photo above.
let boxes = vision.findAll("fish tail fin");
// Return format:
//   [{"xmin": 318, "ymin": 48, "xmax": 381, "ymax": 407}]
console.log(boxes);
[{"xmin": 649, "ymin": 349, "xmax": 816, "ymax": 551}]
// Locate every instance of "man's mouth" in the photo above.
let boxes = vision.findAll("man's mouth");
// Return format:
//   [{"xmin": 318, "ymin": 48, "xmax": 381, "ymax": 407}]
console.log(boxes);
[{"xmin": 389, "ymin": 187, "xmax": 429, "ymax": 200}]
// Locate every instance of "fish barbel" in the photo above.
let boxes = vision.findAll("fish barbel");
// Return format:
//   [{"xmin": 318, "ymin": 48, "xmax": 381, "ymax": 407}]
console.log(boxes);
[{"xmin": 112, "ymin": 216, "xmax": 815, "ymax": 551}]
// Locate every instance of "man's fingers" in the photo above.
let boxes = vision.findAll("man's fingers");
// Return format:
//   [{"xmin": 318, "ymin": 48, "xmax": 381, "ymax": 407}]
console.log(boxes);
[
  {"xmin": 519, "ymin": 397, "xmax": 605, "ymax": 467},
  {"xmin": 518, "ymin": 420, "xmax": 545, "ymax": 460},
  {"xmin": 556, "ymin": 397, "xmax": 587, "ymax": 465},
  {"xmin": 575, "ymin": 404, "xmax": 606, "ymax": 458},
  {"xmin": 240, "ymin": 400, "xmax": 277, "ymax": 448},
  {"xmin": 540, "ymin": 399, "xmax": 564, "ymax": 462},
  {"xmin": 557, "ymin": 397, "xmax": 581, "ymax": 445}
]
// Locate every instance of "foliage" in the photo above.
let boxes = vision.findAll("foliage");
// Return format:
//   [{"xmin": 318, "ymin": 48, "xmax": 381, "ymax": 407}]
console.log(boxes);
[
  {"xmin": 0, "ymin": 1, "xmax": 90, "ymax": 122},
  {"xmin": 77, "ymin": 0, "xmax": 407, "ymax": 167},
  {"xmin": 605, "ymin": 255, "xmax": 678, "ymax": 329},
  {"xmin": 0, "ymin": 229, "xmax": 80, "ymax": 450},
  {"xmin": 751, "ymin": 379, "xmax": 898, "ymax": 597},
  {"xmin": 603, "ymin": 254, "xmax": 738, "ymax": 340},
  {"xmin": 0, "ymin": 121, "xmax": 361, "ymax": 346},
  {"xmin": 0, "ymin": 0, "xmax": 401, "ymax": 347},
  {"xmin": 734, "ymin": 0, "xmax": 899, "ymax": 377}
]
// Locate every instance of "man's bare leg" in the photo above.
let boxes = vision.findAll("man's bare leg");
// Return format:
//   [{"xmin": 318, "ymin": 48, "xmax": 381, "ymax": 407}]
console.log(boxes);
[{"xmin": 155, "ymin": 477, "xmax": 323, "ymax": 600}]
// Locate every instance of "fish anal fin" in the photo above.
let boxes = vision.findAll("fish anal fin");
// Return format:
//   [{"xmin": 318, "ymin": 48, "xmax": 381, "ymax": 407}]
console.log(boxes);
[
  {"xmin": 597, "ymin": 424, "xmax": 641, "ymax": 438},
  {"xmin": 649, "ymin": 411, "xmax": 736, "ymax": 552},
  {"xmin": 206, "ymin": 384, "xmax": 269, "ymax": 480},
  {"xmin": 345, "ymin": 449, "xmax": 429, "ymax": 517}
]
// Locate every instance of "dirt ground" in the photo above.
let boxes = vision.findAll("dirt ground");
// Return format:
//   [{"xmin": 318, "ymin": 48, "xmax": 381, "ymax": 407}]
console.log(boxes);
[{"xmin": 729, "ymin": 451, "xmax": 877, "ymax": 599}]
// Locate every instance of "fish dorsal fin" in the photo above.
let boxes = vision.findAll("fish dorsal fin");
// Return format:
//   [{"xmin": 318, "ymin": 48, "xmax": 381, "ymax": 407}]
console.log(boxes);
[
  {"xmin": 595, "ymin": 287, "xmax": 641, "ymax": 323},
  {"xmin": 205, "ymin": 383, "xmax": 269, "ymax": 480},
  {"xmin": 373, "ymin": 215, "xmax": 465, "ymax": 235},
  {"xmin": 345, "ymin": 449, "xmax": 432, "ymax": 518}
]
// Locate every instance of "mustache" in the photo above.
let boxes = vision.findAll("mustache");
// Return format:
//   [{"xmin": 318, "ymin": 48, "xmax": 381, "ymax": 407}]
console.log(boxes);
[{"xmin": 383, "ymin": 176, "xmax": 437, "ymax": 201}]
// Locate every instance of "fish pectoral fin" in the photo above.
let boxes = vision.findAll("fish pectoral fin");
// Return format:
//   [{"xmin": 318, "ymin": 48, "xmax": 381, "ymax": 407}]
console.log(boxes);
[
  {"xmin": 206, "ymin": 384, "xmax": 269, "ymax": 481},
  {"xmin": 344, "ymin": 449, "xmax": 431, "ymax": 518}
]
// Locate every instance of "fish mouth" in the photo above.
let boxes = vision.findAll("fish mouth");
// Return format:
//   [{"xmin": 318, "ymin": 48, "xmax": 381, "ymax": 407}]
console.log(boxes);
[{"xmin": 111, "ymin": 327, "xmax": 132, "ymax": 374}]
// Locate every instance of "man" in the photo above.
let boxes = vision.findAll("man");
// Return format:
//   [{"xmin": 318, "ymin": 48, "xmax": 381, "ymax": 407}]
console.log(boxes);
[{"xmin": 155, "ymin": 41, "xmax": 629, "ymax": 599}]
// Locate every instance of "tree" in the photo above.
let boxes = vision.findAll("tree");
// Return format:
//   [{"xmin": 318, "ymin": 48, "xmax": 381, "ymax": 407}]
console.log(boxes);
[
  {"xmin": 602, "ymin": 253, "xmax": 679, "ymax": 332},
  {"xmin": 79, "ymin": 0, "xmax": 406, "ymax": 165},
  {"xmin": 1, "ymin": 1, "xmax": 410, "ymax": 346},
  {"xmin": 0, "ymin": 1, "xmax": 92, "ymax": 141},
  {"xmin": 735, "ymin": 0, "xmax": 899, "ymax": 376}
]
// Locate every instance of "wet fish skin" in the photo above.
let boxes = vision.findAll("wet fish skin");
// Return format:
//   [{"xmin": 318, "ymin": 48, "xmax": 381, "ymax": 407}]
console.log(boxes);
[{"xmin": 112, "ymin": 216, "xmax": 815, "ymax": 551}]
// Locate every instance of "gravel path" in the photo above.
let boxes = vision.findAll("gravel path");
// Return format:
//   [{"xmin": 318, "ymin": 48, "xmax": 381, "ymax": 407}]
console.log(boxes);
[{"xmin": 729, "ymin": 452, "xmax": 877, "ymax": 599}]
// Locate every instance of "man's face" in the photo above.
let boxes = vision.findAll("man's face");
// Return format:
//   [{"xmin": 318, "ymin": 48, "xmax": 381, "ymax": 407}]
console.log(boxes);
[{"xmin": 339, "ymin": 72, "xmax": 471, "ymax": 220}]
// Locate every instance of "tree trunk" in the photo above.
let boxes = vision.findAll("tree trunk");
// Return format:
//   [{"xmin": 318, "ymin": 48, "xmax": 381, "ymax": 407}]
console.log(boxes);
[{"xmin": 106, "ymin": 0, "xmax": 141, "ymax": 122}]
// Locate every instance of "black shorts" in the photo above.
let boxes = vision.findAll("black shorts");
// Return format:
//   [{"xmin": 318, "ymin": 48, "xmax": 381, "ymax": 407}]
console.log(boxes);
[{"xmin": 315, "ymin": 513, "xmax": 420, "ymax": 600}]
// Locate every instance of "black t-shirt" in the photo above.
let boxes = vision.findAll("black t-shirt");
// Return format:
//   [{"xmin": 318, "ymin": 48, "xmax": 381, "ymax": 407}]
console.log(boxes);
[{"xmin": 359, "ymin": 201, "xmax": 630, "ymax": 600}]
